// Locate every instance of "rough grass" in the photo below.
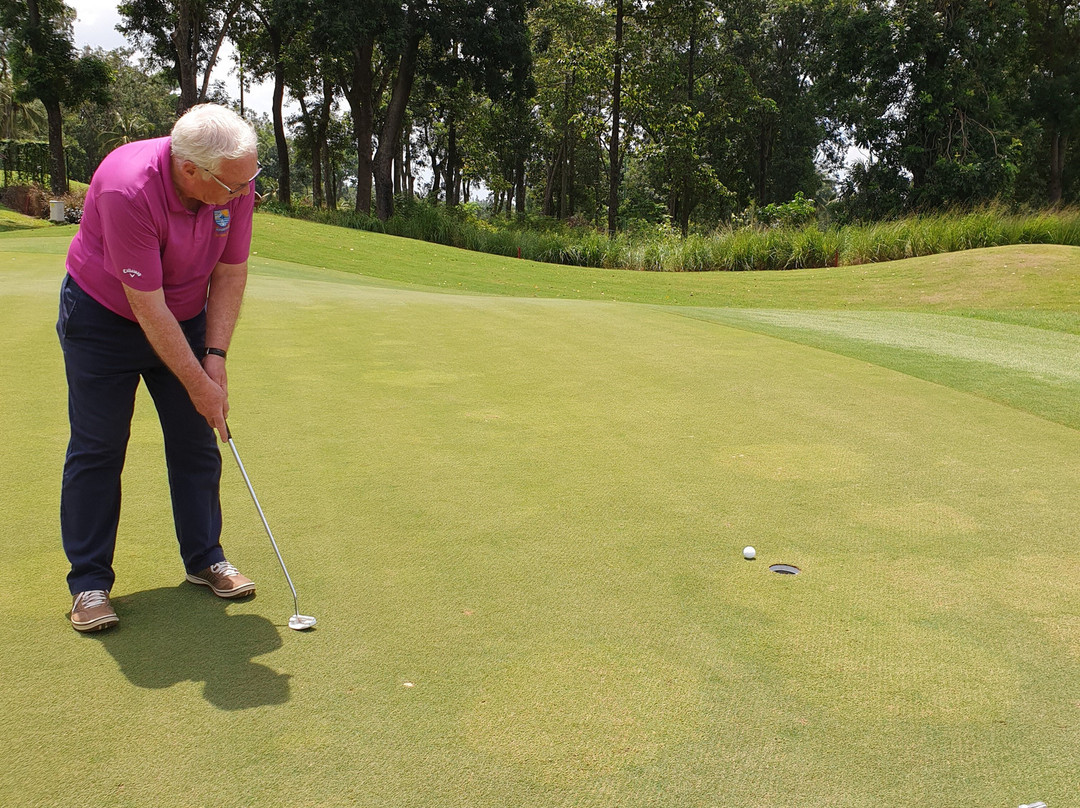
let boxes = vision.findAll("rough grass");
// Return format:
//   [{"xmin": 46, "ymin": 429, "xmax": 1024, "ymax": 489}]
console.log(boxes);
[
  {"xmin": 264, "ymin": 201, "xmax": 1080, "ymax": 272},
  {"xmin": 3, "ymin": 221, "xmax": 1079, "ymax": 807},
  {"xmin": 251, "ymin": 212, "xmax": 1080, "ymax": 313}
]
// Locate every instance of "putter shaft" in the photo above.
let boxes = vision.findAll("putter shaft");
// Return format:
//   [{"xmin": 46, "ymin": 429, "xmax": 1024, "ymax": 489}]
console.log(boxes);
[{"xmin": 226, "ymin": 433, "xmax": 302, "ymax": 617}]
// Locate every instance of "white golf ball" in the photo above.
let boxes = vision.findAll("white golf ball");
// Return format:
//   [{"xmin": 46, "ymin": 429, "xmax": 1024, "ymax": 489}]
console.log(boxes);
[{"xmin": 743, "ymin": 546, "xmax": 756, "ymax": 560}]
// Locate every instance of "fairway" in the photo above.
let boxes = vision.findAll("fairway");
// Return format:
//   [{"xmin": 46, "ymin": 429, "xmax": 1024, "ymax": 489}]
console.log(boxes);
[{"xmin": 2, "ymin": 224, "xmax": 1079, "ymax": 807}]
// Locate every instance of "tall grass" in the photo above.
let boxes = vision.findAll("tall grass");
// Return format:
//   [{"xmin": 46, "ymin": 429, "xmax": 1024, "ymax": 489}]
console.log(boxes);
[{"xmin": 260, "ymin": 201, "xmax": 1080, "ymax": 272}]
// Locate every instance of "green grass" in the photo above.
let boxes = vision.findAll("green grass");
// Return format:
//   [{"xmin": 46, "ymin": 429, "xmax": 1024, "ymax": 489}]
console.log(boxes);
[
  {"xmin": 267, "ymin": 200, "xmax": 1080, "ymax": 271},
  {"xmin": 252, "ymin": 212, "xmax": 1080, "ymax": 309},
  {"xmin": 3, "ymin": 218, "xmax": 1079, "ymax": 807},
  {"xmin": 0, "ymin": 205, "xmax": 57, "ymax": 232}
]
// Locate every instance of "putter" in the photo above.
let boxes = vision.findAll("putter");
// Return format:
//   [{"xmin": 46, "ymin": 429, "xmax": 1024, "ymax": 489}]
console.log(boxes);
[{"xmin": 225, "ymin": 423, "xmax": 316, "ymax": 631}]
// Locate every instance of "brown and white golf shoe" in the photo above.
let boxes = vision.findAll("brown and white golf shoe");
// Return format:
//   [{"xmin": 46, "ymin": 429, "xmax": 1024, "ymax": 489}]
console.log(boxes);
[
  {"xmin": 185, "ymin": 560, "xmax": 256, "ymax": 598},
  {"xmin": 70, "ymin": 590, "xmax": 119, "ymax": 632}
]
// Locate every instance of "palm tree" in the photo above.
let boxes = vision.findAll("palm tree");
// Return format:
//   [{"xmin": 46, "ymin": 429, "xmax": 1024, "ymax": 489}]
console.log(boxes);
[
  {"xmin": 100, "ymin": 111, "xmax": 153, "ymax": 153},
  {"xmin": 0, "ymin": 72, "xmax": 46, "ymax": 139}
]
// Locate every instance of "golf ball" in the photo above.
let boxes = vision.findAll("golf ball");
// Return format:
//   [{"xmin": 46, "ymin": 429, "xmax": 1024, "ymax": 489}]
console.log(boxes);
[{"xmin": 743, "ymin": 546, "xmax": 756, "ymax": 560}]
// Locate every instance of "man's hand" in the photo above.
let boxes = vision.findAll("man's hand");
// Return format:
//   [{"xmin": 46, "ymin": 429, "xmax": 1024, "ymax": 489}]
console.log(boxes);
[
  {"xmin": 123, "ymin": 285, "xmax": 231, "ymax": 442},
  {"xmin": 190, "ymin": 372, "xmax": 229, "ymax": 441},
  {"xmin": 200, "ymin": 354, "xmax": 230, "ymax": 439},
  {"xmin": 202, "ymin": 353, "xmax": 228, "ymax": 397}
]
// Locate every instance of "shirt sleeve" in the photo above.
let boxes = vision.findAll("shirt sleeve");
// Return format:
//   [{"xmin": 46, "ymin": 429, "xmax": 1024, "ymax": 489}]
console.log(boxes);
[
  {"xmin": 218, "ymin": 186, "xmax": 256, "ymax": 265},
  {"xmin": 97, "ymin": 189, "xmax": 164, "ymax": 292}
]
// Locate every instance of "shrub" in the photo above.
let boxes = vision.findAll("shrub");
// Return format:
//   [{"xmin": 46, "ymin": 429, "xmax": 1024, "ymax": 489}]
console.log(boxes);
[
  {"xmin": 259, "ymin": 199, "xmax": 1080, "ymax": 274},
  {"xmin": 756, "ymin": 192, "xmax": 817, "ymax": 228},
  {"xmin": 1, "ymin": 184, "xmax": 50, "ymax": 218},
  {"xmin": 60, "ymin": 188, "xmax": 86, "ymax": 224}
]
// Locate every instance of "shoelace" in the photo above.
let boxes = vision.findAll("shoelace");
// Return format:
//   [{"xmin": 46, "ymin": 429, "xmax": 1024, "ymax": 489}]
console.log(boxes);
[
  {"xmin": 208, "ymin": 561, "xmax": 240, "ymax": 578},
  {"xmin": 75, "ymin": 590, "xmax": 109, "ymax": 609}
]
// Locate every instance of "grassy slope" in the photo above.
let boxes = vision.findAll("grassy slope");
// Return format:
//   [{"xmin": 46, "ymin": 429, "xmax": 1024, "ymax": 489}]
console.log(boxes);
[
  {"xmin": 251, "ymin": 213, "xmax": 1080, "ymax": 430},
  {"xmin": 2, "ymin": 214, "xmax": 1079, "ymax": 807},
  {"xmin": 251, "ymin": 212, "xmax": 1080, "ymax": 314},
  {"xmin": 0, "ymin": 206, "xmax": 61, "ymax": 233}
]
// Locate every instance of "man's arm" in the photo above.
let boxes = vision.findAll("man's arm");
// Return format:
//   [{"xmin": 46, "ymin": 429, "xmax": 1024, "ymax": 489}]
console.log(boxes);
[
  {"xmin": 201, "ymin": 260, "xmax": 248, "ymax": 398},
  {"xmin": 123, "ymin": 285, "xmax": 229, "ymax": 441}
]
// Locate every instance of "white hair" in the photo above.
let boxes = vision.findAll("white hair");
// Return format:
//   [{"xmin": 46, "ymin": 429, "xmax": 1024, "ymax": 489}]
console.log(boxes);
[{"xmin": 170, "ymin": 104, "xmax": 257, "ymax": 172}]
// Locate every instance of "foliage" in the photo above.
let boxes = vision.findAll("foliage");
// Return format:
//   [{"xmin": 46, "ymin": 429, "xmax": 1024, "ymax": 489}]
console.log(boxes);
[
  {"xmin": 0, "ymin": 0, "xmax": 111, "ymax": 193},
  {"xmin": 23, "ymin": 0, "xmax": 1080, "ymax": 229},
  {"xmin": 0, "ymin": 25, "xmax": 47, "ymax": 140},
  {"xmin": 753, "ymin": 192, "xmax": 817, "ymax": 228},
  {"xmin": 118, "ymin": 0, "xmax": 241, "ymax": 113},
  {"xmin": 62, "ymin": 48, "xmax": 176, "ymax": 176},
  {"xmin": 260, "ymin": 197, "xmax": 1080, "ymax": 274}
]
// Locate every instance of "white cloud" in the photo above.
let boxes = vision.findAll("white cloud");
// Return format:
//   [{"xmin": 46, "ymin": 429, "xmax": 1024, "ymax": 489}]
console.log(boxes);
[{"xmin": 67, "ymin": 0, "xmax": 129, "ymax": 51}]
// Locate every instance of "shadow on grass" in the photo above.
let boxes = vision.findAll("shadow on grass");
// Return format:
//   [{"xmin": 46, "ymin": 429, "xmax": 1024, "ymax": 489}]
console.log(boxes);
[{"xmin": 95, "ymin": 584, "xmax": 290, "ymax": 710}]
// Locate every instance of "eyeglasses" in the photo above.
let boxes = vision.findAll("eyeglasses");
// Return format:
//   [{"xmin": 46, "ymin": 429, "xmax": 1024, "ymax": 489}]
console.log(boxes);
[{"xmin": 196, "ymin": 162, "xmax": 263, "ymax": 195}]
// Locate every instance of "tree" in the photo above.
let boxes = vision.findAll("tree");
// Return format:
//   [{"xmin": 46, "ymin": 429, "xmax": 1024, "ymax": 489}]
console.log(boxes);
[
  {"xmin": 233, "ymin": 0, "xmax": 317, "ymax": 206},
  {"xmin": 304, "ymin": 0, "xmax": 399, "ymax": 216},
  {"xmin": 308, "ymin": 0, "xmax": 532, "ymax": 220},
  {"xmin": 607, "ymin": 0, "xmax": 625, "ymax": 235},
  {"xmin": 827, "ymin": 0, "xmax": 1029, "ymax": 212},
  {"xmin": 118, "ymin": 0, "xmax": 242, "ymax": 114},
  {"xmin": 629, "ymin": 0, "xmax": 735, "ymax": 233},
  {"xmin": 531, "ymin": 0, "xmax": 611, "ymax": 221},
  {"xmin": 0, "ymin": 24, "xmax": 47, "ymax": 138},
  {"xmin": 1025, "ymin": 0, "xmax": 1080, "ymax": 204},
  {"xmin": 0, "ymin": 0, "xmax": 110, "ymax": 193},
  {"xmin": 372, "ymin": 2, "xmax": 422, "ymax": 220},
  {"xmin": 64, "ymin": 48, "xmax": 175, "ymax": 175},
  {"xmin": 413, "ymin": 0, "xmax": 532, "ymax": 211}
]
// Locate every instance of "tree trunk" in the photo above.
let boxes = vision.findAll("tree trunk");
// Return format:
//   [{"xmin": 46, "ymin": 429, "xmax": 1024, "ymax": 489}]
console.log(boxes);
[
  {"xmin": 564, "ymin": 136, "xmax": 574, "ymax": 219},
  {"xmin": 515, "ymin": 155, "xmax": 526, "ymax": 214},
  {"xmin": 607, "ymin": 0, "xmax": 623, "ymax": 236},
  {"xmin": 327, "ymin": 158, "xmax": 337, "ymax": 209},
  {"xmin": 374, "ymin": 32, "xmax": 421, "ymax": 221},
  {"xmin": 404, "ymin": 131, "xmax": 414, "ymax": 199},
  {"xmin": 394, "ymin": 141, "xmax": 402, "ymax": 195},
  {"xmin": 271, "ymin": 36, "xmax": 290, "ymax": 206},
  {"xmin": 298, "ymin": 96, "xmax": 321, "ymax": 208},
  {"xmin": 1049, "ymin": 130, "xmax": 1066, "ymax": 206},
  {"xmin": 680, "ymin": 10, "xmax": 697, "ymax": 236},
  {"xmin": 320, "ymin": 77, "xmax": 335, "ymax": 209},
  {"xmin": 343, "ymin": 40, "xmax": 374, "ymax": 215},
  {"xmin": 24, "ymin": 0, "xmax": 65, "ymax": 194},
  {"xmin": 756, "ymin": 123, "xmax": 774, "ymax": 206},
  {"xmin": 429, "ymin": 150, "xmax": 442, "ymax": 201},
  {"xmin": 45, "ymin": 97, "xmax": 66, "ymax": 195},
  {"xmin": 542, "ymin": 141, "xmax": 562, "ymax": 216},
  {"xmin": 172, "ymin": 1, "xmax": 199, "ymax": 113},
  {"xmin": 447, "ymin": 118, "xmax": 458, "ymax": 206}
]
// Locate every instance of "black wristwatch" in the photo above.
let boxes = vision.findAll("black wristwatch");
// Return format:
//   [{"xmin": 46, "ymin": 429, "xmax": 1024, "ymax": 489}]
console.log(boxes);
[{"xmin": 204, "ymin": 347, "xmax": 227, "ymax": 360}]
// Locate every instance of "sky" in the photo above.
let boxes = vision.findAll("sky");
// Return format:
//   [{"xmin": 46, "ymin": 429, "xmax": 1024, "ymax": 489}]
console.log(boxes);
[{"xmin": 65, "ymin": 0, "xmax": 282, "ymax": 118}]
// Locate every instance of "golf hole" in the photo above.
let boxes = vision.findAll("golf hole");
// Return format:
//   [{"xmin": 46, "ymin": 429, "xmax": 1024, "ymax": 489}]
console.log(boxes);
[{"xmin": 769, "ymin": 564, "xmax": 801, "ymax": 575}]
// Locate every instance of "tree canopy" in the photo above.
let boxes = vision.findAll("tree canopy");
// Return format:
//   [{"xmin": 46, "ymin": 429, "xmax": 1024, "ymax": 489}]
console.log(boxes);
[{"xmin": 4, "ymin": 0, "xmax": 1078, "ymax": 221}]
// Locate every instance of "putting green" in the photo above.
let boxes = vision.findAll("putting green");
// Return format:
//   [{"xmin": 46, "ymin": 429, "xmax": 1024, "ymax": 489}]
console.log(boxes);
[{"xmin": 2, "ymin": 228, "xmax": 1078, "ymax": 807}]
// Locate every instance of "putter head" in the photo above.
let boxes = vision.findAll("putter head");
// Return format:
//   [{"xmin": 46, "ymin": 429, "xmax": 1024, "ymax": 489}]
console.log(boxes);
[{"xmin": 288, "ymin": 614, "xmax": 317, "ymax": 631}]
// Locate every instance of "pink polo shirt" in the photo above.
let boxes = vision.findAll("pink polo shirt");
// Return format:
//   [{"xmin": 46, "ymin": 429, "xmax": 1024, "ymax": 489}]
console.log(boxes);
[{"xmin": 66, "ymin": 137, "xmax": 255, "ymax": 322}]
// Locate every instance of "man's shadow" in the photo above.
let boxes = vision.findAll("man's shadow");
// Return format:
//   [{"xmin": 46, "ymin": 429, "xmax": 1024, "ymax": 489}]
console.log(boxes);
[{"xmin": 94, "ymin": 585, "xmax": 291, "ymax": 710}]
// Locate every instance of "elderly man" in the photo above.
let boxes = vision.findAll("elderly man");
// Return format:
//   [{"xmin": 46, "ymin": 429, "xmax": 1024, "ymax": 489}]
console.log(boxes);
[{"xmin": 58, "ymin": 103, "xmax": 261, "ymax": 631}]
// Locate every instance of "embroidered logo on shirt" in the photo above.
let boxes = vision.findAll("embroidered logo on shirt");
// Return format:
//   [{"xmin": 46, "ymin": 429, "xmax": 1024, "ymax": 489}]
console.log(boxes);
[
  {"xmin": 122, "ymin": 268, "xmax": 142, "ymax": 278},
  {"xmin": 213, "ymin": 209, "xmax": 231, "ymax": 236}
]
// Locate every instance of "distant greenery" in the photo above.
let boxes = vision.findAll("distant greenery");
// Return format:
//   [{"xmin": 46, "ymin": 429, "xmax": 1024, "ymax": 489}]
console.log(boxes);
[{"xmin": 259, "ymin": 199, "xmax": 1080, "ymax": 273}]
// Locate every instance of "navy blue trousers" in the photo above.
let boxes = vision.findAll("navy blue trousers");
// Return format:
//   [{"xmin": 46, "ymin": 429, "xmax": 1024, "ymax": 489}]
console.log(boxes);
[{"xmin": 57, "ymin": 275, "xmax": 226, "ymax": 595}]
